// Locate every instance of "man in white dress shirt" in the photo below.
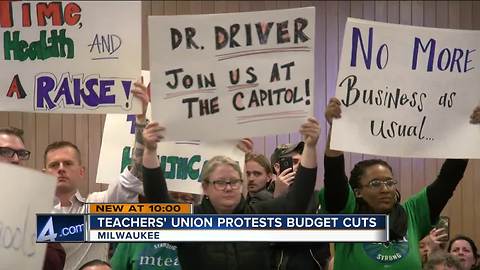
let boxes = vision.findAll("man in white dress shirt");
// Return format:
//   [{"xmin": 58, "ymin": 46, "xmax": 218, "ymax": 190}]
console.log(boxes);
[{"xmin": 44, "ymin": 81, "xmax": 149, "ymax": 269}]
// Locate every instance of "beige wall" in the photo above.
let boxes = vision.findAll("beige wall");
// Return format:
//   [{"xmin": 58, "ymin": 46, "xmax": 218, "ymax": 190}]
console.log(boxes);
[{"xmin": 2, "ymin": 1, "xmax": 478, "ymax": 245}]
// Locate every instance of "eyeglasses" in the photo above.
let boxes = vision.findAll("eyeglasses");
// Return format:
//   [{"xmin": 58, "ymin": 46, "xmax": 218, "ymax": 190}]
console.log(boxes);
[
  {"xmin": 207, "ymin": 179, "xmax": 243, "ymax": 191},
  {"xmin": 362, "ymin": 179, "xmax": 397, "ymax": 190},
  {"xmin": 0, "ymin": 147, "xmax": 31, "ymax": 160}
]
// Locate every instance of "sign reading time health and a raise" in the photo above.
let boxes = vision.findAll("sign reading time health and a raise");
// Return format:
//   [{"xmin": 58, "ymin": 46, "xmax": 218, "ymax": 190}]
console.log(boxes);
[{"xmin": 0, "ymin": 1, "xmax": 142, "ymax": 114}]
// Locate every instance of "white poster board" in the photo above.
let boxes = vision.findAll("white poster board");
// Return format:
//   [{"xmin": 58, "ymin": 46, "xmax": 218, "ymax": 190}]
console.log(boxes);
[
  {"xmin": 0, "ymin": 1, "xmax": 141, "ymax": 113},
  {"xmin": 0, "ymin": 163, "xmax": 56, "ymax": 269},
  {"xmin": 97, "ymin": 72, "xmax": 245, "ymax": 194},
  {"xmin": 332, "ymin": 18, "xmax": 480, "ymax": 158},
  {"xmin": 149, "ymin": 7, "xmax": 315, "ymax": 141}
]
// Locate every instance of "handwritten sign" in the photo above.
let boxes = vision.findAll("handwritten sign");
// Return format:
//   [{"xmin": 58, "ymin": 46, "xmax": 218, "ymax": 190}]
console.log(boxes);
[
  {"xmin": 331, "ymin": 18, "xmax": 480, "ymax": 158},
  {"xmin": 97, "ymin": 72, "xmax": 245, "ymax": 194},
  {"xmin": 0, "ymin": 163, "xmax": 56, "ymax": 269},
  {"xmin": 0, "ymin": 1, "xmax": 141, "ymax": 113},
  {"xmin": 149, "ymin": 7, "xmax": 315, "ymax": 141}
]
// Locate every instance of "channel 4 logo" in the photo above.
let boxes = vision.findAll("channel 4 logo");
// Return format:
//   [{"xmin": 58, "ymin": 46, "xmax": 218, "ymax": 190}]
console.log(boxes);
[{"xmin": 37, "ymin": 214, "xmax": 85, "ymax": 242}]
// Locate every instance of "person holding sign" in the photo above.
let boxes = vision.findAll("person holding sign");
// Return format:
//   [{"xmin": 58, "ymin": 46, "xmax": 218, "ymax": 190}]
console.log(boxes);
[
  {"xmin": 319, "ymin": 98, "xmax": 480, "ymax": 270},
  {"xmin": 269, "ymin": 142, "xmax": 331, "ymax": 270},
  {"xmin": 42, "ymin": 82, "xmax": 150, "ymax": 270},
  {"xmin": 141, "ymin": 117, "xmax": 320, "ymax": 270},
  {"xmin": 0, "ymin": 127, "xmax": 66, "ymax": 270}
]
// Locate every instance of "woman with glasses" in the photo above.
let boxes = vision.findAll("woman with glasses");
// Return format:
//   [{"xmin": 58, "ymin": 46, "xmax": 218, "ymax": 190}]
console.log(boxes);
[
  {"xmin": 320, "ymin": 98, "xmax": 480, "ymax": 270},
  {"xmin": 141, "ymin": 117, "xmax": 320, "ymax": 270}
]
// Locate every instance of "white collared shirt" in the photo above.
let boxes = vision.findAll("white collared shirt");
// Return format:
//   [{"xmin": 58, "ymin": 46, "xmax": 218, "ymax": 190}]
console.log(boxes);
[{"xmin": 52, "ymin": 168, "xmax": 142, "ymax": 270}]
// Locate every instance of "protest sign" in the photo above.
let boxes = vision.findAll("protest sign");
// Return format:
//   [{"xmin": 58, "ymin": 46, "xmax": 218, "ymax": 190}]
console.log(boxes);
[
  {"xmin": 149, "ymin": 7, "xmax": 315, "ymax": 141},
  {"xmin": 0, "ymin": 1, "xmax": 141, "ymax": 113},
  {"xmin": 331, "ymin": 18, "xmax": 480, "ymax": 158},
  {"xmin": 97, "ymin": 71, "xmax": 245, "ymax": 194},
  {"xmin": 0, "ymin": 163, "xmax": 56, "ymax": 269}
]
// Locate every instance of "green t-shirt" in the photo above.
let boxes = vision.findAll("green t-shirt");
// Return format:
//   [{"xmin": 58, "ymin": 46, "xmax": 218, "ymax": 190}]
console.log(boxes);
[
  {"xmin": 319, "ymin": 186, "xmax": 432, "ymax": 270},
  {"xmin": 111, "ymin": 242, "xmax": 181, "ymax": 270}
]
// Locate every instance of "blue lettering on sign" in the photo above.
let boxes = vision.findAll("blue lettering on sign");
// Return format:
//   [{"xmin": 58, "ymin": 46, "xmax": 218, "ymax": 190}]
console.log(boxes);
[
  {"xmin": 350, "ymin": 27, "xmax": 389, "ymax": 70},
  {"xmin": 127, "ymin": 114, "xmax": 136, "ymax": 134},
  {"xmin": 411, "ymin": 37, "xmax": 476, "ymax": 72},
  {"xmin": 35, "ymin": 72, "xmax": 134, "ymax": 111}
]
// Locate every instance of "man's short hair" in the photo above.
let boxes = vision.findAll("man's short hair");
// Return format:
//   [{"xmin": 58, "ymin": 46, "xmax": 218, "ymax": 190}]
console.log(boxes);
[
  {"xmin": 79, "ymin": 259, "xmax": 111, "ymax": 270},
  {"xmin": 44, "ymin": 141, "xmax": 82, "ymax": 166},
  {"xmin": 423, "ymin": 251, "xmax": 463, "ymax": 270},
  {"xmin": 0, "ymin": 127, "xmax": 25, "ymax": 143}
]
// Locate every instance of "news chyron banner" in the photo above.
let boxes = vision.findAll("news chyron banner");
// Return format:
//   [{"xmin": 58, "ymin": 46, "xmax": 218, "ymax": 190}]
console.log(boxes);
[
  {"xmin": 36, "ymin": 203, "xmax": 192, "ymax": 242},
  {"xmin": 37, "ymin": 203, "xmax": 389, "ymax": 242}
]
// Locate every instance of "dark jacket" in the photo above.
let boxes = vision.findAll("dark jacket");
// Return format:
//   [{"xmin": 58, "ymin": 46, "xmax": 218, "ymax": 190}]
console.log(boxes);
[
  {"xmin": 43, "ymin": 243, "xmax": 65, "ymax": 270},
  {"xmin": 271, "ymin": 192, "xmax": 329, "ymax": 270},
  {"xmin": 143, "ymin": 164, "xmax": 317, "ymax": 270},
  {"xmin": 246, "ymin": 188, "xmax": 274, "ymax": 205}
]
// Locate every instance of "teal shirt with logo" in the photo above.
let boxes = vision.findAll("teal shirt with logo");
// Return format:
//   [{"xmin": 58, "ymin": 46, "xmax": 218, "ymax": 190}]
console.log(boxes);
[
  {"xmin": 111, "ymin": 242, "xmax": 181, "ymax": 270},
  {"xmin": 319, "ymin": 186, "xmax": 431, "ymax": 270}
]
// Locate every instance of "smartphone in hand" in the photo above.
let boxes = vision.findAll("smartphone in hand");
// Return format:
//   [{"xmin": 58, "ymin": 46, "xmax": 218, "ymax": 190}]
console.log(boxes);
[
  {"xmin": 279, "ymin": 156, "xmax": 293, "ymax": 174},
  {"xmin": 435, "ymin": 216, "xmax": 450, "ymax": 241}
]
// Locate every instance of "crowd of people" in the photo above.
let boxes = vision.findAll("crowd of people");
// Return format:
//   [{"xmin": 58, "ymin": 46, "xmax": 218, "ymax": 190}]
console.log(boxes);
[{"xmin": 1, "ymin": 79, "xmax": 480, "ymax": 270}]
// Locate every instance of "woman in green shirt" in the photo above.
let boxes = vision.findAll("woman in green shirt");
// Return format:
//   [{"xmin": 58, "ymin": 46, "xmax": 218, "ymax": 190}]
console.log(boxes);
[
  {"xmin": 319, "ymin": 98, "xmax": 479, "ymax": 270},
  {"xmin": 111, "ymin": 192, "xmax": 197, "ymax": 270}
]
